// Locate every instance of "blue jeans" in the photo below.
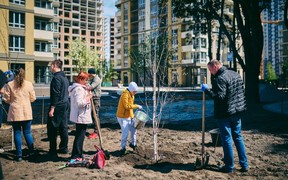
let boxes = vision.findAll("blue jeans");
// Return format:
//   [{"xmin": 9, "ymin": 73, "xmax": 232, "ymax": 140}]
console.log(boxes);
[
  {"xmin": 12, "ymin": 120, "xmax": 34, "ymax": 157},
  {"xmin": 217, "ymin": 115, "xmax": 249, "ymax": 171}
]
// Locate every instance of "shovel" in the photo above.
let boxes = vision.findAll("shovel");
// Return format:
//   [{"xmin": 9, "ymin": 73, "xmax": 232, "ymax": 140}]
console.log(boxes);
[
  {"xmin": 91, "ymin": 99, "xmax": 110, "ymax": 160},
  {"xmin": 195, "ymin": 77, "xmax": 210, "ymax": 170}
]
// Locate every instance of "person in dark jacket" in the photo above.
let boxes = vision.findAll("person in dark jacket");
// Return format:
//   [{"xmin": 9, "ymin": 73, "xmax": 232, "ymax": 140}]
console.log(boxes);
[
  {"xmin": 48, "ymin": 60, "xmax": 70, "ymax": 157},
  {"xmin": 201, "ymin": 59, "xmax": 249, "ymax": 173}
]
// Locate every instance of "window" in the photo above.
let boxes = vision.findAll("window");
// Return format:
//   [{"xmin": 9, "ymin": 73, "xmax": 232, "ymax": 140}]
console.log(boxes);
[
  {"xmin": 138, "ymin": 0, "xmax": 145, "ymax": 8},
  {"xmin": 150, "ymin": 18, "xmax": 158, "ymax": 29},
  {"xmin": 138, "ymin": 20, "xmax": 145, "ymax": 31},
  {"xmin": 35, "ymin": 41, "xmax": 52, "ymax": 52},
  {"xmin": 9, "ymin": 36, "xmax": 25, "ymax": 52},
  {"xmin": 201, "ymin": 38, "xmax": 206, "ymax": 48},
  {"xmin": 9, "ymin": 11, "xmax": 25, "ymax": 28},
  {"xmin": 9, "ymin": 0, "xmax": 25, "ymax": 5},
  {"xmin": 139, "ymin": 9, "xmax": 145, "ymax": 20},
  {"xmin": 53, "ymin": 38, "xmax": 58, "ymax": 48},
  {"xmin": 35, "ymin": 19, "xmax": 52, "ymax": 31},
  {"xmin": 150, "ymin": 5, "xmax": 158, "ymax": 16},
  {"xmin": 35, "ymin": 0, "xmax": 52, "ymax": 9}
]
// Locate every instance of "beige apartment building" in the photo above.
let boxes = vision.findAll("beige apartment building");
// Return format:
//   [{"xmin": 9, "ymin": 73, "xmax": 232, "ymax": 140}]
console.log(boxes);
[
  {"xmin": 115, "ymin": 0, "xmax": 243, "ymax": 86},
  {"xmin": 0, "ymin": 0, "xmax": 59, "ymax": 83},
  {"xmin": 0, "ymin": 0, "xmax": 105, "ymax": 83}
]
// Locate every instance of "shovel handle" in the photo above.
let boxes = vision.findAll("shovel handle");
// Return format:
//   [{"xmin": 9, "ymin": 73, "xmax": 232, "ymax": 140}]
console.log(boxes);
[
  {"xmin": 91, "ymin": 99, "xmax": 103, "ymax": 148},
  {"xmin": 201, "ymin": 77, "xmax": 206, "ymax": 166}
]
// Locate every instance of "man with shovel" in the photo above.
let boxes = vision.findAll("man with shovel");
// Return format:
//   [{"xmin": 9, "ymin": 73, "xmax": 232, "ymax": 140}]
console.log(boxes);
[
  {"xmin": 201, "ymin": 59, "xmax": 249, "ymax": 173},
  {"xmin": 87, "ymin": 68, "xmax": 102, "ymax": 139}
]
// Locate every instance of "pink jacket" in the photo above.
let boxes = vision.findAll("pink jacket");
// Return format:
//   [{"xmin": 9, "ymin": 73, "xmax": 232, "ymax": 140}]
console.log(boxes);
[
  {"xmin": 4, "ymin": 80, "xmax": 36, "ymax": 121},
  {"xmin": 68, "ymin": 83, "xmax": 92, "ymax": 124}
]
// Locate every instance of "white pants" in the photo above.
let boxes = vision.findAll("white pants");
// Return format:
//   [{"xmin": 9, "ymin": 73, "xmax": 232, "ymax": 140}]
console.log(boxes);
[{"xmin": 117, "ymin": 117, "xmax": 137, "ymax": 149}]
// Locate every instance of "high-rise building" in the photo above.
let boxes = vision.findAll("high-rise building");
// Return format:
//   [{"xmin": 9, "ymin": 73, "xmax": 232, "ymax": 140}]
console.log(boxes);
[
  {"xmin": 262, "ymin": 0, "xmax": 285, "ymax": 79},
  {"xmin": 110, "ymin": 17, "xmax": 116, "ymax": 68},
  {"xmin": 0, "ymin": 0, "xmax": 59, "ymax": 83},
  {"xmin": 58, "ymin": 0, "xmax": 105, "ymax": 81},
  {"xmin": 114, "ymin": 0, "xmax": 242, "ymax": 86}
]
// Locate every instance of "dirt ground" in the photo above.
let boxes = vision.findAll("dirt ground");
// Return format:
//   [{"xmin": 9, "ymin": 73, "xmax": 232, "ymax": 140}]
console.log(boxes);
[{"xmin": 0, "ymin": 103, "xmax": 287, "ymax": 180}]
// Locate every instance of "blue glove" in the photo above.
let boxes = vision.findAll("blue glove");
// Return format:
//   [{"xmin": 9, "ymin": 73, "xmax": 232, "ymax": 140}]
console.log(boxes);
[
  {"xmin": 201, "ymin": 84, "xmax": 208, "ymax": 91},
  {"xmin": 4, "ymin": 70, "xmax": 14, "ymax": 82},
  {"xmin": 4, "ymin": 70, "xmax": 12, "ymax": 75}
]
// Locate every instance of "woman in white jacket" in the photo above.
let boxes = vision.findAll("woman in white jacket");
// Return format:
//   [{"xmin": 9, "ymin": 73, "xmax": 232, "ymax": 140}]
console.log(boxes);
[{"xmin": 68, "ymin": 72, "xmax": 93, "ymax": 159}]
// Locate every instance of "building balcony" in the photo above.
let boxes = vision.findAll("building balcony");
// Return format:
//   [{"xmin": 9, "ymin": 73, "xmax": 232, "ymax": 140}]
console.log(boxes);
[
  {"xmin": 181, "ymin": 59, "xmax": 194, "ymax": 64},
  {"xmin": 116, "ymin": 43, "xmax": 121, "ymax": 49},
  {"xmin": 115, "ymin": 0, "xmax": 121, "ymax": 6},
  {"xmin": 226, "ymin": 0, "xmax": 233, "ymax": 6},
  {"xmin": 34, "ymin": 30, "xmax": 54, "ymax": 41},
  {"xmin": 34, "ymin": 7, "xmax": 54, "ymax": 18},
  {"xmin": 181, "ymin": 31, "xmax": 195, "ymax": 39},
  {"xmin": 116, "ymin": 54, "xmax": 121, "ymax": 60},
  {"xmin": 224, "ymin": 9, "xmax": 233, "ymax": 19},
  {"xmin": 34, "ymin": 51, "xmax": 54, "ymax": 59},
  {"xmin": 182, "ymin": 45, "xmax": 194, "ymax": 52},
  {"xmin": 116, "ymin": 22, "xmax": 121, "ymax": 28}
]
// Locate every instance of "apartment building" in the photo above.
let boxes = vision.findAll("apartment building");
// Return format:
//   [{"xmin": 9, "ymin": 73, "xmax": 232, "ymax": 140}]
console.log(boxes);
[
  {"xmin": 115, "ymin": 0, "xmax": 242, "ymax": 86},
  {"xmin": 262, "ymin": 0, "xmax": 285, "ymax": 79},
  {"xmin": 110, "ymin": 17, "xmax": 116, "ymax": 69},
  {"xmin": 58, "ymin": 0, "xmax": 105, "ymax": 81},
  {"xmin": 0, "ymin": 0, "xmax": 59, "ymax": 83}
]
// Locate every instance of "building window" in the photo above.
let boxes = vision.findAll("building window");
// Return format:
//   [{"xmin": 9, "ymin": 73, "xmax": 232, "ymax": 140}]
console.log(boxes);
[
  {"xmin": 9, "ymin": 36, "xmax": 25, "ymax": 52},
  {"xmin": 9, "ymin": 11, "xmax": 25, "ymax": 28},
  {"xmin": 138, "ymin": 0, "xmax": 145, "ymax": 8},
  {"xmin": 9, "ymin": 0, "xmax": 25, "ymax": 5},
  {"xmin": 35, "ymin": 41, "xmax": 52, "ymax": 52},
  {"xmin": 201, "ymin": 38, "xmax": 206, "ymax": 48},
  {"xmin": 150, "ymin": 18, "xmax": 158, "ymax": 29},
  {"xmin": 35, "ymin": 19, "xmax": 52, "ymax": 31},
  {"xmin": 35, "ymin": 0, "xmax": 52, "ymax": 9},
  {"xmin": 150, "ymin": 5, "xmax": 158, "ymax": 16}
]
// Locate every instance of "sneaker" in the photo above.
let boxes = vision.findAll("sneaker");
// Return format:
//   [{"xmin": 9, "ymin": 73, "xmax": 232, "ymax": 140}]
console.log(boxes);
[
  {"xmin": 58, "ymin": 148, "xmax": 69, "ymax": 154},
  {"xmin": 15, "ymin": 156, "xmax": 22, "ymax": 162},
  {"xmin": 88, "ymin": 132, "xmax": 98, "ymax": 139},
  {"xmin": 239, "ymin": 167, "xmax": 249, "ymax": 172},
  {"xmin": 218, "ymin": 166, "xmax": 233, "ymax": 173},
  {"xmin": 129, "ymin": 143, "xmax": 137, "ymax": 150}
]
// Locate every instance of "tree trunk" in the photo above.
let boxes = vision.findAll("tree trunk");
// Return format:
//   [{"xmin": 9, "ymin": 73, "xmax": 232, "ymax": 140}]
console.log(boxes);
[
  {"xmin": 152, "ymin": 40, "xmax": 158, "ymax": 161},
  {"xmin": 240, "ymin": 1, "xmax": 263, "ymax": 103}
]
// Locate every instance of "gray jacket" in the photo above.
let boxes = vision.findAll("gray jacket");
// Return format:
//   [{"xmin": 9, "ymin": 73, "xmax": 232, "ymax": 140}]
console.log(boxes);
[{"xmin": 88, "ymin": 75, "xmax": 102, "ymax": 99}]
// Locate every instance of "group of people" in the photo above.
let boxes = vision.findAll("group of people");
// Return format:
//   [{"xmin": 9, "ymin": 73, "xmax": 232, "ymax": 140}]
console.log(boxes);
[{"xmin": 0, "ymin": 58, "xmax": 249, "ymax": 173}]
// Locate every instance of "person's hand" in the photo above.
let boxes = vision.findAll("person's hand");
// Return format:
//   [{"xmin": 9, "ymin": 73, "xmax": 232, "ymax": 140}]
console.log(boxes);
[
  {"xmin": 49, "ymin": 107, "xmax": 55, "ymax": 117},
  {"xmin": 137, "ymin": 105, "xmax": 143, "ymax": 110},
  {"xmin": 201, "ymin": 84, "xmax": 208, "ymax": 91}
]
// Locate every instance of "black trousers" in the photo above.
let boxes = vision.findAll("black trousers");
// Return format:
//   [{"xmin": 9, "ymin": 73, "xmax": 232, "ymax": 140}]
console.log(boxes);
[
  {"xmin": 71, "ymin": 124, "xmax": 88, "ymax": 159},
  {"xmin": 47, "ymin": 103, "xmax": 69, "ymax": 153}
]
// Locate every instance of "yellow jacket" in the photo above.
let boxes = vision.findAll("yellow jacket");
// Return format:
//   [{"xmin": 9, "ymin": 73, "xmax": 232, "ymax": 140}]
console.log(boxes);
[{"xmin": 116, "ymin": 88, "xmax": 138, "ymax": 118}]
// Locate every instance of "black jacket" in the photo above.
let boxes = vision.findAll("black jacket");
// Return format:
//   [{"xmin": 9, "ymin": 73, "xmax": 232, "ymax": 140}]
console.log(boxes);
[
  {"xmin": 206, "ymin": 66, "xmax": 246, "ymax": 119},
  {"xmin": 50, "ymin": 71, "xmax": 69, "ymax": 106}
]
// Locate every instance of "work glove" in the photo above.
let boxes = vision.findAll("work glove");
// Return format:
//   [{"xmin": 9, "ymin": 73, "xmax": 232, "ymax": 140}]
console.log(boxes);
[
  {"xmin": 201, "ymin": 84, "xmax": 208, "ymax": 92},
  {"xmin": 137, "ymin": 105, "xmax": 143, "ymax": 110},
  {"xmin": 4, "ymin": 70, "xmax": 14, "ymax": 82}
]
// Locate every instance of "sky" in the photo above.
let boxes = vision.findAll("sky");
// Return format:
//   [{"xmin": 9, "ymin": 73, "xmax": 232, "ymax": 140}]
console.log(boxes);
[
  {"xmin": 103, "ymin": 0, "xmax": 117, "ymax": 18},
  {"xmin": 103, "ymin": 0, "xmax": 117, "ymax": 60}
]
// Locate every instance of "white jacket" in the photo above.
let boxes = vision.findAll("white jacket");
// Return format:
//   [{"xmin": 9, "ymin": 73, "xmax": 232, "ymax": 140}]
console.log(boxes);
[{"xmin": 68, "ymin": 83, "xmax": 92, "ymax": 124}]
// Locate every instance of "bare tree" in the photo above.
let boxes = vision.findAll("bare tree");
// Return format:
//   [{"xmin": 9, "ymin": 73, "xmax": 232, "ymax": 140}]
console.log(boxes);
[{"xmin": 130, "ymin": 27, "xmax": 177, "ymax": 161}]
